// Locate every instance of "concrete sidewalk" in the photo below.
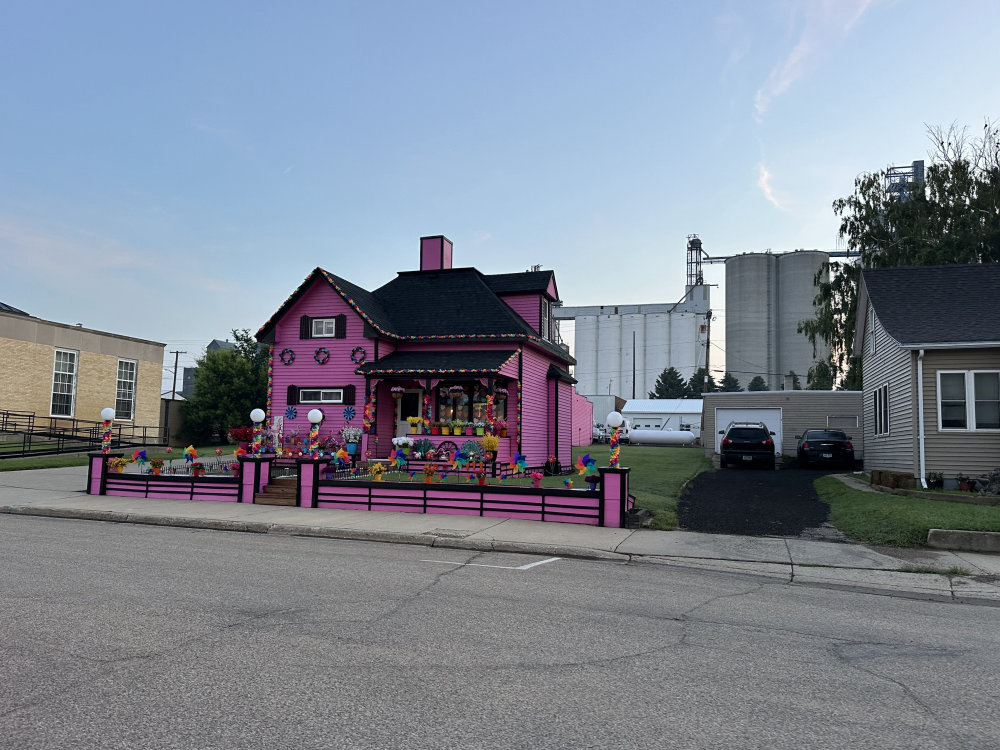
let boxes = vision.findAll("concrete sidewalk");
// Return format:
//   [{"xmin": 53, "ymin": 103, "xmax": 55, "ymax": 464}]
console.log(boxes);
[{"xmin": 2, "ymin": 466, "xmax": 999, "ymax": 604}]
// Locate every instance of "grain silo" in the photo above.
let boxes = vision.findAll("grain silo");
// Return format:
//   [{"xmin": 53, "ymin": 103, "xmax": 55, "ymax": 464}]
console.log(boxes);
[{"xmin": 725, "ymin": 251, "xmax": 829, "ymax": 390}]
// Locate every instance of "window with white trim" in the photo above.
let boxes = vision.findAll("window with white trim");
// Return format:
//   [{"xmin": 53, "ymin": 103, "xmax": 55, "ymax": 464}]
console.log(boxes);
[
  {"xmin": 50, "ymin": 349, "xmax": 78, "ymax": 417},
  {"xmin": 298, "ymin": 388, "xmax": 344, "ymax": 404},
  {"xmin": 311, "ymin": 318, "xmax": 339, "ymax": 337},
  {"xmin": 540, "ymin": 298, "xmax": 550, "ymax": 340},
  {"xmin": 939, "ymin": 370, "xmax": 1000, "ymax": 430},
  {"xmin": 115, "ymin": 359, "xmax": 137, "ymax": 420},
  {"xmin": 870, "ymin": 308, "xmax": 876, "ymax": 355},
  {"xmin": 873, "ymin": 383, "xmax": 889, "ymax": 437}
]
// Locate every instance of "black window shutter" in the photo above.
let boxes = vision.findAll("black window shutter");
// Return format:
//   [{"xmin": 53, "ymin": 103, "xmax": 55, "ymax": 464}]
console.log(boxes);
[
  {"xmin": 300, "ymin": 316, "xmax": 311, "ymax": 339},
  {"xmin": 343, "ymin": 385, "xmax": 356, "ymax": 404},
  {"xmin": 335, "ymin": 314, "xmax": 347, "ymax": 339},
  {"xmin": 287, "ymin": 385, "xmax": 298, "ymax": 405}
]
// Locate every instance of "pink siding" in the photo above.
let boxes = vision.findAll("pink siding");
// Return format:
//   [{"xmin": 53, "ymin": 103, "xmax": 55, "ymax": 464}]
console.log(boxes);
[
  {"xmin": 270, "ymin": 277, "xmax": 370, "ymax": 444},
  {"xmin": 571, "ymin": 388, "xmax": 594, "ymax": 447},
  {"xmin": 557, "ymin": 380, "xmax": 572, "ymax": 467},
  {"xmin": 519, "ymin": 346, "xmax": 552, "ymax": 465},
  {"xmin": 546, "ymin": 278, "xmax": 557, "ymax": 300},
  {"xmin": 500, "ymin": 294, "xmax": 540, "ymax": 332}
]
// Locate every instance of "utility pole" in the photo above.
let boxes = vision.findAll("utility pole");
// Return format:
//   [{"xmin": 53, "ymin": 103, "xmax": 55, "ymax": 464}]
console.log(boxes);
[
  {"xmin": 704, "ymin": 311, "xmax": 712, "ymax": 392},
  {"xmin": 163, "ymin": 350, "xmax": 186, "ymax": 443}
]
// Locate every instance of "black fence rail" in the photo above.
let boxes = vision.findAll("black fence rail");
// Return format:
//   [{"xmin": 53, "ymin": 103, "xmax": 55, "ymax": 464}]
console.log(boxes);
[{"xmin": 0, "ymin": 408, "xmax": 166, "ymax": 459}]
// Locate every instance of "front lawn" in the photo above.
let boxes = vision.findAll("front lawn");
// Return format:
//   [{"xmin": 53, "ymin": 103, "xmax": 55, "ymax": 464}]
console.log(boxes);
[{"xmin": 816, "ymin": 475, "xmax": 1000, "ymax": 547}]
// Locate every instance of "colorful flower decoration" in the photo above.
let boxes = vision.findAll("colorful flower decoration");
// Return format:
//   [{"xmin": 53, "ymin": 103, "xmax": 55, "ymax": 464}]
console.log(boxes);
[
  {"xmin": 285, "ymin": 406, "xmax": 297, "ymax": 420},
  {"xmin": 343, "ymin": 406, "xmax": 356, "ymax": 421},
  {"xmin": 350, "ymin": 346, "xmax": 367, "ymax": 364},
  {"xmin": 314, "ymin": 347, "xmax": 330, "ymax": 365},
  {"xmin": 279, "ymin": 348, "xmax": 295, "ymax": 365}
]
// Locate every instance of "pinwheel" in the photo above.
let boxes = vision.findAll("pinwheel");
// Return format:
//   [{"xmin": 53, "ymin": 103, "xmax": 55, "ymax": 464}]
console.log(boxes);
[
  {"xmin": 514, "ymin": 452, "xmax": 528, "ymax": 474},
  {"xmin": 452, "ymin": 450, "xmax": 468, "ymax": 472},
  {"xmin": 392, "ymin": 449, "xmax": 407, "ymax": 470},
  {"xmin": 563, "ymin": 478, "xmax": 573, "ymax": 488},
  {"xmin": 334, "ymin": 448, "xmax": 350, "ymax": 467},
  {"xmin": 184, "ymin": 445, "xmax": 197, "ymax": 463}
]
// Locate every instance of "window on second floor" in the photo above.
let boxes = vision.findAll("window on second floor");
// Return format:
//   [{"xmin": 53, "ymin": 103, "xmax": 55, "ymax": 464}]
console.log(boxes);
[
  {"xmin": 299, "ymin": 388, "xmax": 344, "ymax": 404},
  {"xmin": 299, "ymin": 314, "xmax": 346, "ymax": 339},
  {"xmin": 115, "ymin": 359, "xmax": 137, "ymax": 420}
]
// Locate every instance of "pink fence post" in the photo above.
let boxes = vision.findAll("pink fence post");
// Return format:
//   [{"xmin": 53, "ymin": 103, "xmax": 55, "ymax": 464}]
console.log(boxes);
[
  {"xmin": 297, "ymin": 459, "xmax": 320, "ymax": 508},
  {"xmin": 237, "ymin": 456, "xmax": 272, "ymax": 503},
  {"xmin": 598, "ymin": 467, "xmax": 630, "ymax": 528},
  {"xmin": 87, "ymin": 452, "xmax": 113, "ymax": 494}
]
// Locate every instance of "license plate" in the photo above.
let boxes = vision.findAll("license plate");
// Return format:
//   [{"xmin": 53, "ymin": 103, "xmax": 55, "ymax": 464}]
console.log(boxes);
[
  {"xmin": 742, "ymin": 455, "xmax": 752, "ymax": 461},
  {"xmin": 822, "ymin": 453, "xmax": 832, "ymax": 458}
]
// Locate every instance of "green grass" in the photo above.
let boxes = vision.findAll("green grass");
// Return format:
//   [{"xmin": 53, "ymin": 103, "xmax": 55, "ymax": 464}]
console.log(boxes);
[
  {"xmin": 571, "ymin": 443, "xmax": 711, "ymax": 530},
  {"xmin": 815, "ymin": 475, "xmax": 1000, "ymax": 548},
  {"xmin": 0, "ymin": 444, "xmax": 225, "ymax": 472}
]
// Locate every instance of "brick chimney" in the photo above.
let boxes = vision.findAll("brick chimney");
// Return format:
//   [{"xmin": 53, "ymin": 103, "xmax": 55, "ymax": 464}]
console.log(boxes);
[{"xmin": 420, "ymin": 235, "xmax": 453, "ymax": 271}]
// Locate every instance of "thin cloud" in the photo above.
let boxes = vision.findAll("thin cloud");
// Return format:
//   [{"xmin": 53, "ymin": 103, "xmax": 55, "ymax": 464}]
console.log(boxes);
[
  {"xmin": 757, "ymin": 163, "xmax": 784, "ymax": 210},
  {"xmin": 754, "ymin": 0, "xmax": 876, "ymax": 118}
]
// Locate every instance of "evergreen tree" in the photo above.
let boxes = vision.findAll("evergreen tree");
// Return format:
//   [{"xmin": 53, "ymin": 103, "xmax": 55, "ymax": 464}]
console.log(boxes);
[
  {"xmin": 180, "ymin": 329, "xmax": 268, "ymax": 444},
  {"xmin": 747, "ymin": 375, "xmax": 768, "ymax": 392},
  {"xmin": 719, "ymin": 372, "xmax": 742, "ymax": 392},
  {"xmin": 787, "ymin": 371, "xmax": 802, "ymax": 390},
  {"xmin": 807, "ymin": 359, "xmax": 835, "ymax": 390},
  {"xmin": 686, "ymin": 367, "xmax": 717, "ymax": 397},
  {"xmin": 648, "ymin": 366, "xmax": 690, "ymax": 399}
]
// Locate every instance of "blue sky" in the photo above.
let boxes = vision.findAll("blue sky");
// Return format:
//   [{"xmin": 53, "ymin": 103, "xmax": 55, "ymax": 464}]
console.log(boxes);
[{"xmin": 2, "ymin": 0, "xmax": 998, "ymax": 391}]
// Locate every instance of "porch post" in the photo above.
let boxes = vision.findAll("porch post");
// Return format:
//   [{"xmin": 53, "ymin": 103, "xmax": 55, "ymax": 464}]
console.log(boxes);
[
  {"xmin": 598, "ymin": 467, "xmax": 630, "ymax": 528},
  {"xmin": 87, "ymin": 452, "xmax": 114, "ymax": 495},
  {"xmin": 297, "ymin": 458, "xmax": 320, "ymax": 508}
]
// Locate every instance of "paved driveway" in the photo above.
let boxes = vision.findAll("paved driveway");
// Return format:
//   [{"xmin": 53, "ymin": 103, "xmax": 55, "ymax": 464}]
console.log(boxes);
[{"xmin": 678, "ymin": 463, "xmax": 844, "ymax": 537}]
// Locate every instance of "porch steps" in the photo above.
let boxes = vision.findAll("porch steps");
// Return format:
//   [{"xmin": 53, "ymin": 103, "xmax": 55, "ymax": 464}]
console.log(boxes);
[{"xmin": 254, "ymin": 476, "xmax": 297, "ymax": 506}]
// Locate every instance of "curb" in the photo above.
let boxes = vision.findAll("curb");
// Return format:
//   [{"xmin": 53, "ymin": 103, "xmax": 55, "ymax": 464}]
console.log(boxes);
[{"xmin": 928, "ymin": 529, "xmax": 1000, "ymax": 553}]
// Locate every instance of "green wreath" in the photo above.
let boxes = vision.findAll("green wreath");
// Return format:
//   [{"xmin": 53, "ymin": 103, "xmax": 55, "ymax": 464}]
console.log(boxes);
[
  {"xmin": 279, "ymin": 348, "xmax": 295, "ymax": 366},
  {"xmin": 350, "ymin": 346, "xmax": 367, "ymax": 364},
  {"xmin": 313, "ymin": 347, "xmax": 330, "ymax": 365}
]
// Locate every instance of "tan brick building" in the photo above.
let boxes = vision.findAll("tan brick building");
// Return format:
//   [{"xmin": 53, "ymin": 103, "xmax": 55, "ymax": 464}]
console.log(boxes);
[{"xmin": 0, "ymin": 303, "xmax": 164, "ymax": 430}]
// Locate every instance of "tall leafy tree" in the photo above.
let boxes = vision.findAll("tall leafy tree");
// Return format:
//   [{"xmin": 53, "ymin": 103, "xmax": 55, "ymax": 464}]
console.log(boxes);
[
  {"xmin": 807, "ymin": 359, "xmax": 835, "ymax": 391},
  {"xmin": 181, "ymin": 329, "xmax": 268, "ymax": 443},
  {"xmin": 747, "ymin": 376, "xmax": 768, "ymax": 392},
  {"xmin": 648, "ymin": 366, "xmax": 690, "ymax": 399},
  {"xmin": 800, "ymin": 121, "xmax": 1000, "ymax": 387},
  {"xmin": 686, "ymin": 367, "xmax": 717, "ymax": 397},
  {"xmin": 719, "ymin": 372, "xmax": 742, "ymax": 392}
]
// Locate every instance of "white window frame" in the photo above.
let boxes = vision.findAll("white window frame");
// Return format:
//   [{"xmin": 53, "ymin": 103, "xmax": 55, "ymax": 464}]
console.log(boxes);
[
  {"xmin": 938, "ymin": 370, "xmax": 1000, "ymax": 431},
  {"xmin": 298, "ymin": 388, "xmax": 344, "ymax": 404},
  {"xmin": 311, "ymin": 318, "xmax": 339, "ymax": 338},
  {"xmin": 115, "ymin": 359, "xmax": 137, "ymax": 421},
  {"xmin": 872, "ymin": 382, "xmax": 889, "ymax": 437},
  {"xmin": 540, "ymin": 298, "xmax": 550, "ymax": 340},
  {"xmin": 870, "ymin": 308, "xmax": 876, "ymax": 355},
  {"xmin": 50, "ymin": 348, "xmax": 78, "ymax": 417}
]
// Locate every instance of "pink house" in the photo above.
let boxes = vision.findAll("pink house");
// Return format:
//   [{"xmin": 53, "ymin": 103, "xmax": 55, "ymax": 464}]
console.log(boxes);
[{"xmin": 255, "ymin": 235, "xmax": 577, "ymax": 468}]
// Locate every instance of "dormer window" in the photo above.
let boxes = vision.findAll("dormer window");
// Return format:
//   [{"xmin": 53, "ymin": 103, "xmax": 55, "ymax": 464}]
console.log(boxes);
[
  {"xmin": 541, "ymin": 298, "xmax": 550, "ymax": 339},
  {"xmin": 312, "ymin": 318, "xmax": 338, "ymax": 337},
  {"xmin": 299, "ymin": 314, "xmax": 346, "ymax": 339}
]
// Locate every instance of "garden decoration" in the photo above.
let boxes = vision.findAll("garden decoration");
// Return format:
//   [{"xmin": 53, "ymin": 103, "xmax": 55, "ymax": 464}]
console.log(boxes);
[
  {"xmin": 607, "ymin": 411, "xmax": 624, "ymax": 468},
  {"xmin": 131, "ymin": 449, "xmax": 147, "ymax": 473},
  {"xmin": 531, "ymin": 471, "xmax": 543, "ymax": 489},
  {"xmin": 313, "ymin": 347, "xmax": 330, "ymax": 365},
  {"xmin": 423, "ymin": 464, "xmax": 436, "ymax": 484},
  {"xmin": 362, "ymin": 395, "xmax": 373, "ymax": 433},
  {"xmin": 452, "ymin": 450, "xmax": 468, "ymax": 472},
  {"xmin": 149, "ymin": 458, "xmax": 164, "ymax": 475},
  {"xmin": 100, "ymin": 407, "xmax": 114, "ymax": 454},
  {"xmin": 109, "ymin": 456, "xmax": 130, "ymax": 473},
  {"xmin": 334, "ymin": 448, "xmax": 350, "ymax": 467},
  {"xmin": 392, "ymin": 449, "xmax": 407, "ymax": 471},
  {"xmin": 308, "ymin": 409, "xmax": 324, "ymax": 458},
  {"xmin": 369, "ymin": 462, "xmax": 384, "ymax": 481},
  {"xmin": 165, "ymin": 445, "xmax": 173, "ymax": 472},
  {"xmin": 279, "ymin": 348, "xmax": 295, "ymax": 365},
  {"xmin": 423, "ymin": 394, "xmax": 433, "ymax": 433},
  {"xmin": 285, "ymin": 406, "xmax": 297, "ymax": 420},
  {"xmin": 215, "ymin": 447, "xmax": 223, "ymax": 455},
  {"xmin": 494, "ymin": 387, "xmax": 507, "ymax": 401},
  {"xmin": 266, "ymin": 345, "xmax": 274, "ymax": 420},
  {"xmin": 184, "ymin": 446, "xmax": 198, "ymax": 464},
  {"xmin": 391, "ymin": 385, "xmax": 405, "ymax": 399},
  {"xmin": 350, "ymin": 346, "xmax": 367, "ymax": 365},
  {"xmin": 251, "ymin": 408, "xmax": 266, "ymax": 456},
  {"xmin": 514, "ymin": 452, "xmax": 528, "ymax": 475},
  {"xmin": 563, "ymin": 478, "xmax": 573, "ymax": 488},
  {"xmin": 343, "ymin": 406, "xmax": 356, "ymax": 422},
  {"xmin": 485, "ymin": 395, "xmax": 494, "ymax": 435}
]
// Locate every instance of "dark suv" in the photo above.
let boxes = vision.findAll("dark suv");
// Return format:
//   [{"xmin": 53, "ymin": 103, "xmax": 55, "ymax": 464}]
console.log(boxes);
[{"xmin": 718, "ymin": 422, "xmax": 776, "ymax": 470}]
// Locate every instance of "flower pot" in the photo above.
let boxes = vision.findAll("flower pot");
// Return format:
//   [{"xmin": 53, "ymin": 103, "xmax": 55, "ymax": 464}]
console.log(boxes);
[
  {"xmin": 392, "ymin": 392, "xmax": 403, "ymax": 400},
  {"xmin": 409, "ymin": 425, "xmax": 418, "ymax": 434},
  {"xmin": 960, "ymin": 482, "xmax": 975, "ymax": 492},
  {"xmin": 532, "ymin": 477, "xmax": 541, "ymax": 489},
  {"xmin": 345, "ymin": 443, "xmax": 358, "ymax": 455},
  {"xmin": 152, "ymin": 467, "xmax": 161, "ymax": 475},
  {"xmin": 476, "ymin": 427, "xmax": 485, "ymax": 436},
  {"xmin": 477, "ymin": 477, "xmax": 486, "ymax": 486},
  {"xmin": 441, "ymin": 426, "xmax": 451, "ymax": 435},
  {"xmin": 465, "ymin": 427, "xmax": 474, "ymax": 436},
  {"xmin": 431, "ymin": 427, "xmax": 441, "ymax": 436},
  {"xmin": 499, "ymin": 428, "xmax": 507, "ymax": 437},
  {"xmin": 193, "ymin": 469, "xmax": 204, "ymax": 478}
]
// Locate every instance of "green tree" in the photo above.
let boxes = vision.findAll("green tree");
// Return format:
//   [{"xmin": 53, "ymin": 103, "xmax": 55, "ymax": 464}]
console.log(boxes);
[
  {"xmin": 786, "ymin": 371, "xmax": 802, "ymax": 390},
  {"xmin": 719, "ymin": 371, "xmax": 742, "ymax": 392},
  {"xmin": 648, "ymin": 366, "xmax": 690, "ymax": 399},
  {"xmin": 747, "ymin": 375, "xmax": 768, "ymax": 392},
  {"xmin": 807, "ymin": 359, "xmax": 835, "ymax": 390},
  {"xmin": 800, "ymin": 121, "xmax": 1000, "ymax": 386},
  {"xmin": 686, "ymin": 367, "xmax": 717, "ymax": 397},
  {"xmin": 181, "ymin": 329, "xmax": 268, "ymax": 443}
]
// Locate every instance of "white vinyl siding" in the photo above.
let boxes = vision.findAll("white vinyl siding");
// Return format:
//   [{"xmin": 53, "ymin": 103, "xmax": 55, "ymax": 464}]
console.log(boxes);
[
  {"xmin": 860, "ymin": 312, "xmax": 915, "ymax": 474},
  {"xmin": 115, "ymin": 359, "xmax": 137, "ymax": 421},
  {"xmin": 50, "ymin": 349, "xmax": 78, "ymax": 417}
]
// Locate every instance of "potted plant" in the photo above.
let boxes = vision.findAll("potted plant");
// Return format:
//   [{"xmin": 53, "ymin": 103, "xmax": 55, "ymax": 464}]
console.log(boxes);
[
  {"xmin": 494, "ymin": 387, "xmax": 507, "ymax": 401},
  {"xmin": 149, "ymin": 458, "xmax": 165, "ymax": 475},
  {"xmin": 530, "ymin": 471, "xmax": 543, "ymax": 489},
  {"xmin": 340, "ymin": 426, "xmax": 362, "ymax": 454},
  {"xmin": 392, "ymin": 435, "xmax": 414, "ymax": 455},
  {"xmin": 430, "ymin": 421, "xmax": 442, "ymax": 436},
  {"xmin": 451, "ymin": 419, "xmax": 466, "ymax": 436},
  {"xmin": 227, "ymin": 425, "xmax": 254, "ymax": 451},
  {"xmin": 406, "ymin": 416, "xmax": 422, "ymax": 434},
  {"xmin": 925, "ymin": 471, "xmax": 943, "ymax": 489},
  {"xmin": 191, "ymin": 462, "xmax": 205, "ymax": 477},
  {"xmin": 391, "ymin": 385, "xmax": 405, "ymax": 399},
  {"xmin": 494, "ymin": 418, "xmax": 507, "ymax": 437},
  {"xmin": 368, "ymin": 462, "xmax": 385, "ymax": 482},
  {"xmin": 480, "ymin": 434, "xmax": 499, "ymax": 462},
  {"xmin": 474, "ymin": 420, "xmax": 486, "ymax": 436},
  {"xmin": 957, "ymin": 473, "xmax": 976, "ymax": 492},
  {"xmin": 109, "ymin": 456, "xmax": 130, "ymax": 473},
  {"xmin": 544, "ymin": 454, "xmax": 561, "ymax": 476}
]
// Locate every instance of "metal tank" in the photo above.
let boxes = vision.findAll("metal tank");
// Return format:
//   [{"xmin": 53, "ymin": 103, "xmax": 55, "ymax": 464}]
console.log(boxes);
[
  {"xmin": 574, "ymin": 315, "xmax": 598, "ymax": 394},
  {"xmin": 776, "ymin": 251, "xmax": 830, "ymax": 386},
  {"xmin": 725, "ymin": 253, "xmax": 777, "ymax": 389}
]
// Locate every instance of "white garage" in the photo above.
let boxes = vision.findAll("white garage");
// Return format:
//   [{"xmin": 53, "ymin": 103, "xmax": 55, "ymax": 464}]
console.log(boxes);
[{"xmin": 714, "ymin": 407, "xmax": 783, "ymax": 455}]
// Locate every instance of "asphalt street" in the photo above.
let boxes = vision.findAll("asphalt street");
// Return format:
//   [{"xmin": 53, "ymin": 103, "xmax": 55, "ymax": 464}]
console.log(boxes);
[{"xmin": 3, "ymin": 514, "xmax": 1000, "ymax": 750}]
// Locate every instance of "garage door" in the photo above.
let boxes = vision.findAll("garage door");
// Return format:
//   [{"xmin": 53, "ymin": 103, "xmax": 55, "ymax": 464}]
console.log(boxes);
[{"xmin": 714, "ymin": 407, "xmax": 783, "ymax": 455}]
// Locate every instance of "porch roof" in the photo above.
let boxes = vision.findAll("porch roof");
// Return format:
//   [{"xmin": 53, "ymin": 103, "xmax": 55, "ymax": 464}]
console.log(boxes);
[{"xmin": 356, "ymin": 349, "xmax": 518, "ymax": 376}]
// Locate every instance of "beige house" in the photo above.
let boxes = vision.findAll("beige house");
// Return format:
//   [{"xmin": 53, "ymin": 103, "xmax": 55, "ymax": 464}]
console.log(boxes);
[
  {"xmin": 854, "ymin": 264, "xmax": 1000, "ymax": 484},
  {"xmin": 0, "ymin": 303, "xmax": 164, "ymax": 431}
]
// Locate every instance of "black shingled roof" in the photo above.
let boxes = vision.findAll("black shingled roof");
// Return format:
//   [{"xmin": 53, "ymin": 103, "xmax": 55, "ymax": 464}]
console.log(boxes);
[
  {"xmin": 483, "ymin": 270, "xmax": 555, "ymax": 297},
  {"xmin": 862, "ymin": 264, "xmax": 1000, "ymax": 345},
  {"xmin": 0, "ymin": 301, "xmax": 28, "ymax": 316},
  {"xmin": 356, "ymin": 349, "xmax": 518, "ymax": 375}
]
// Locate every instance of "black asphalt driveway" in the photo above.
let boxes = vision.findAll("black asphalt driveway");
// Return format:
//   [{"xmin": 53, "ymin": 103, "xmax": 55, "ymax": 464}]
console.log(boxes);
[{"xmin": 678, "ymin": 464, "xmax": 840, "ymax": 536}]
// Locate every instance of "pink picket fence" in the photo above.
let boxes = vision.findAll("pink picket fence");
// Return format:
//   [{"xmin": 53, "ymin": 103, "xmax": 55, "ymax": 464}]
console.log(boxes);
[{"xmin": 88, "ymin": 454, "xmax": 633, "ymax": 527}]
